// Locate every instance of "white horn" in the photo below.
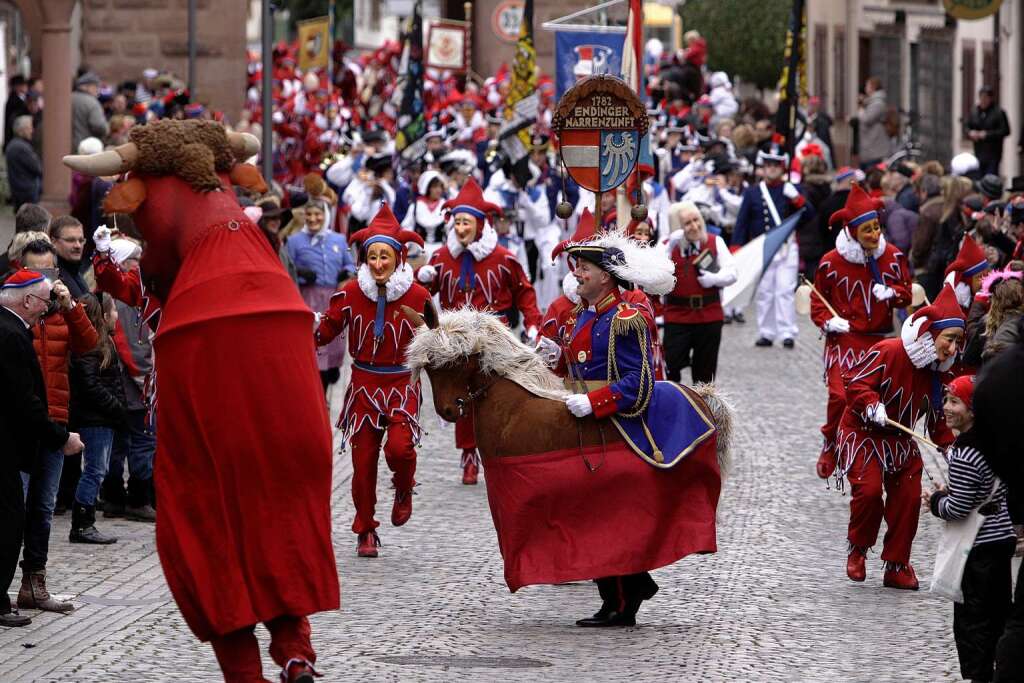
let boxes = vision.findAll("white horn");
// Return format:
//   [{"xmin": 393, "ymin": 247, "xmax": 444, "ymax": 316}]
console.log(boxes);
[
  {"xmin": 62, "ymin": 143, "xmax": 138, "ymax": 176},
  {"xmin": 227, "ymin": 132, "xmax": 260, "ymax": 160}
]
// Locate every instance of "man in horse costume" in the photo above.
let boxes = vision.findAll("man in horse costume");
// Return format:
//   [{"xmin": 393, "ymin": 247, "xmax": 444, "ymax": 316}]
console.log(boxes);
[
  {"xmin": 416, "ymin": 178, "xmax": 543, "ymax": 485},
  {"xmin": 63, "ymin": 120, "xmax": 338, "ymax": 682},
  {"xmin": 408, "ymin": 227, "xmax": 730, "ymax": 629}
]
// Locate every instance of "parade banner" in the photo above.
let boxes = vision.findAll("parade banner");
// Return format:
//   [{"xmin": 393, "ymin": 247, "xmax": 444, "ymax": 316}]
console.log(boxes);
[
  {"xmin": 296, "ymin": 16, "xmax": 330, "ymax": 71},
  {"xmin": 554, "ymin": 31, "xmax": 623, "ymax": 99},
  {"xmin": 553, "ymin": 75, "xmax": 648, "ymax": 194},
  {"xmin": 721, "ymin": 208, "xmax": 805, "ymax": 310},
  {"xmin": 775, "ymin": 0, "xmax": 807, "ymax": 161},
  {"xmin": 425, "ymin": 20, "xmax": 467, "ymax": 72}
]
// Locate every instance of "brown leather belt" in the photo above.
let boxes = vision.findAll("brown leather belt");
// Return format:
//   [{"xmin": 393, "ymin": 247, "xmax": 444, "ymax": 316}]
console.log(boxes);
[
  {"xmin": 666, "ymin": 292, "xmax": 720, "ymax": 309},
  {"xmin": 563, "ymin": 379, "xmax": 609, "ymax": 392}
]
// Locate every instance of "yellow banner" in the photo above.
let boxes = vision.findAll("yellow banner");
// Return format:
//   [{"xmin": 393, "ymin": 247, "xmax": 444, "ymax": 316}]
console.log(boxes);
[{"xmin": 297, "ymin": 16, "xmax": 330, "ymax": 71}]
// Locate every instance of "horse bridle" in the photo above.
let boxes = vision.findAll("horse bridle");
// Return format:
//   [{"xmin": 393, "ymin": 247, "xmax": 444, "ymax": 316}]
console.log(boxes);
[{"xmin": 454, "ymin": 374, "xmax": 497, "ymax": 417}]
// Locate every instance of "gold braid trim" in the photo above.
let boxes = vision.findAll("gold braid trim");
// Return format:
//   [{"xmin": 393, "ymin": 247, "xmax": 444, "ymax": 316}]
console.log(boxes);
[{"xmin": 608, "ymin": 309, "xmax": 654, "ymax": 418}]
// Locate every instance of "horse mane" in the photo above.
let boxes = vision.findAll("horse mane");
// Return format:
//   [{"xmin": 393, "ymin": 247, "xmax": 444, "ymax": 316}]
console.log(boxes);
[{"xmin": 405, "ymin": 307, "xmax": 569, "ymax": 401}]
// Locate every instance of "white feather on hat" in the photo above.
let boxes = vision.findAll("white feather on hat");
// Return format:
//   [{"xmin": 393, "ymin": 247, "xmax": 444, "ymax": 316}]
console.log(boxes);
[{"xmin": 565, "ymin": 229, "xmax": 676, "ymax": 296}]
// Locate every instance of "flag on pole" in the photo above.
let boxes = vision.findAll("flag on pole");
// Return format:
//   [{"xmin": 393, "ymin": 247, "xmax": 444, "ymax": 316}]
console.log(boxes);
[
  {"xmin": 774, "ymin": 0, "xmax": 807, "ymax": 166},
  {"xmin": 616, "ymin": 0, "xmax": 643, "ymax": 228},
  {"xmin": 393, "ymin": 0, "xmax": 427, "ymax": 160},
  {"xmin": 503, "ymin": 0, "xmax": 538, "ymax": 186},
  {"xmin": 721, "ymin": 208, "xmax": 806, "ymax": 309}
]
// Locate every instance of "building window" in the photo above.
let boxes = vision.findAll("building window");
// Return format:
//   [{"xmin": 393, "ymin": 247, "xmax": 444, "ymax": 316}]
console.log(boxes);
[
  {"xmin": 371, "ymin": 0, "xmax": 381, "ymax": 31},
  {"xmin": 962, "ymin": 42, "xmax": 975, "ymax": 135},
  {"xmin": 814, "ymin": 23, "xmax": 828, "ymax": 104},
  {"xmin": 982, "ymin": 41, "xmax": 997, "ymax": 96},
  {"xmin": 833, "ymin": 27, "xmax": 846, "ymax": 119}
]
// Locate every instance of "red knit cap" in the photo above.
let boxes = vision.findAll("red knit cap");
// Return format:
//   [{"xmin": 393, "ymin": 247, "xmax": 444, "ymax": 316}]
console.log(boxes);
[
  {"xmin": 1, "ymin": 269, "xmax": 45, "ymax": 289},
  {"xmin": 946, "ymin": 374, "xmax": 975, "ymax": 410}
]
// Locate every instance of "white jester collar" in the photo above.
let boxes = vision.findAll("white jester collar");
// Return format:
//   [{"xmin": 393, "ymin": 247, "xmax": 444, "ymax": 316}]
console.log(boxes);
[
  {"xmin": 835, "ymin": 226, "xmax": 887, "ymax": 265},
  {"xmin": 446, "ymin": 222, "xmax": 498, "ymax": 261},
  {"xmin": 356, "ymin": 262, "xmax": 414, "ymax": 302}
]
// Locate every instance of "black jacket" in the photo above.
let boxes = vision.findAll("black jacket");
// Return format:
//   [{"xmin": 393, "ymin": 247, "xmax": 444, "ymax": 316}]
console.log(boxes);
[
  {"xmin": 5, "ymin": 136, "xmax": 41, "ymax": 205},
  {"xmin": 0, "ymin": 306, "xmax": 68, "ymax": 471},
  {"xmin": 58, "ymin": 256, "xmax": 90, "ymax": 300},
  {"xmin": 966, "ymin": 104, "xmax": 1011, "ymax": 164},
  {"xmin": 3, "ymin": 92, "xmax": 29, "ymax": 150},
  {"xmin": 68, "ymin": 348, "xmax": 128, "ymax": 429},
  {"xmin": 814, "ymin": 188, "xmax": 850, "ymax": 255}
]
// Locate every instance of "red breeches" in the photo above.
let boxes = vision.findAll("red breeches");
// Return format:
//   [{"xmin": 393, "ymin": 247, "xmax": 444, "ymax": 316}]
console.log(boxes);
[
  {"xmin": 846, "ymin": 454, "xmax": 922, "ymax": 566},
  {"xmin": 455, "ymin": 412, "xmax": 475, "ymax": 450},
  {"xmin": 348, "ymin": 421, "xmax": 417, "ymax": 535},
  {"xmin": 210, "ymin": 615, "xmax": 314, "ymax": 682}
]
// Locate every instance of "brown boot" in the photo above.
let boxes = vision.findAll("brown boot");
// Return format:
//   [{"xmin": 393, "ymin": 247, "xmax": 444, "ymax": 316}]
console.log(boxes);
[{"xmin": 17, "ymin": 569, "xmax": 74, "ymax": 613}]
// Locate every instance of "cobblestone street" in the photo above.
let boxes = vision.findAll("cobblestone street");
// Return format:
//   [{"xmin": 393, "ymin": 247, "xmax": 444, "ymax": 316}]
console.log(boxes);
[{"xmin": 2, "ymin": 313, "xmax": 965, "ymax": 682}]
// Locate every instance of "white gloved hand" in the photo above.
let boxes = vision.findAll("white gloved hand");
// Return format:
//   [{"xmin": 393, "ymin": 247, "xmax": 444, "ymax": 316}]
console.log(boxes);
[
  {"xmin": 93, "ymin": 225, "xmax": 112, "ymax": 253},
  {"xmin": 565, "ymin": 394, "xmax": 593, "ymax": 418},
  {"xmin": 783, "ymin": 182, "xmax": 800, "ymax": 200},
  {"xmin": 866, "ymin": 402, "xmax": 889, "ymax": 427},
  {"xmin": 313, "ymin": 312, "xmax": 323, "ymax": 334},
  {"xmin": 417, "ymin": 265, "xmax": 437, "ymax": 284},
  {"xmin": 535, "ymin": 335, "xmax": 561, "ymax": 367},
  {"xmin": 823, "ymin": 316, "xmax": 851, "ymax": 334},
  {"xmin": 872, "ymin": 283, "xmax": 895, "ymax": 301},
  {"xmin": 525, "ymin": 325, "xmax": 538, "ymax": 343},
  {"xmin": 905, "ymin": 330, "xmax": 938, "ymax": 368},
  {"xmin": 697, "ymin": 273, "xmax": 716, "ymax": 288}
]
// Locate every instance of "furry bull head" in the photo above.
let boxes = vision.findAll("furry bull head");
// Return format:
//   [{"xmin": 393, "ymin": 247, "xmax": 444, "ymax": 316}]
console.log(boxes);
[{"xmin": 62, "ymin": 119, "xmax": 267, "ymax": 214}]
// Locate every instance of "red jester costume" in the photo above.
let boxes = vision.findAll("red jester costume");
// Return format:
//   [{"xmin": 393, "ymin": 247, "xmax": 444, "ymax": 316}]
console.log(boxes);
[
  {"xmin": 416, "ymin": 178, "xmax": 542, "ymax": 484},
  {"xmin": 812, "ymin": 183, "xmax": 912, "ymax": 479},
  {"xmin": 834, "ymin": 284, "xmax": 963, "ymax": 590},
  {"xmin": 316, "ymin": 205, "xmax": 433, "ymax": 558}
]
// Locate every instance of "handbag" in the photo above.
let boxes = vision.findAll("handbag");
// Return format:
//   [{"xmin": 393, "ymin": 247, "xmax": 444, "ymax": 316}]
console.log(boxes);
[{"xmin": 930, "ymin": 477, "xmax": 1001, "ymax": 603}]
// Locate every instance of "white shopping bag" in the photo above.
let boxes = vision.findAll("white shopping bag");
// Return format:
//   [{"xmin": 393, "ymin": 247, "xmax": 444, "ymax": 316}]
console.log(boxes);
[{"xmin": 930, "ymin": 478, "xmax": 1000, "ymax": 603}]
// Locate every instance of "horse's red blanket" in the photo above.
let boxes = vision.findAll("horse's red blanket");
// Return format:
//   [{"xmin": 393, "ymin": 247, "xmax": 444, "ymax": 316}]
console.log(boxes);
[{"xmin": 482, "ymin": 438, "xmax": 720, "ymax": 591}]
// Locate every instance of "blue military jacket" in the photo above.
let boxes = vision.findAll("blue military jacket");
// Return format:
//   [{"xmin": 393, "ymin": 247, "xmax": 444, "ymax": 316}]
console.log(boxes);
[{"xmin": 563, "ymin": 289, "xmax": 715, "ymax": 468}]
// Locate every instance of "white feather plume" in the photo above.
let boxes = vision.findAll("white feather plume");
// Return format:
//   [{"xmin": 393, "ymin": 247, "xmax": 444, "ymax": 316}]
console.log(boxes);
[{"xmin": 565, "ymin": 228, "xmax": 676, "ymax": 295}]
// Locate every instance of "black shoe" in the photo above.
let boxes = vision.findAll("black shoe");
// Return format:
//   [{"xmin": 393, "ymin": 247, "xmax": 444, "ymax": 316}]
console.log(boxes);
[
  {"xmin": 733, "ymin": 312, "xmax": 746, "ymax": 324},
  {"xmin": 722, "ymin": 313, "xmax": 733, "ymax": 325},
  {"xmin": 0, "ymin": 610, "xmax": 31, "ymax": 627},
  {"xmin": 782, "ymin": 338, "xmax": 795, "ymax": 348},
  {"xmin": 70, "ymin": 504, "xmax": 118, "ymax": 544},
  {"xmin": 574, "ymin": 602, "xmax": 613, "ymax": 626},
  {"xmin": 754, "ymin": 337, "xmax": 773, "ymax": 347},
  {"xmin": 575, "ymin": 610, "xmax": 637, "ymax": 627}
]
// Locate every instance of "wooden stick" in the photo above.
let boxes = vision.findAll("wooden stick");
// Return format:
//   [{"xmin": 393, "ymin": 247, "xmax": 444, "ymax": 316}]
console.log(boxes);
[
  {"xmin": 800, "ymin": 275, "xmax": 840, "ymax": 318},
  {"xmin": 885, "ymin": 418, "xmax": 939, "ymax": 450}
]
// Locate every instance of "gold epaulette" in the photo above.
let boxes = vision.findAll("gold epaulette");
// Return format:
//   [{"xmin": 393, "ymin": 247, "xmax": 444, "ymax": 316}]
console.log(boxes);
[{"xmin": 611, "ymin": 302, "xmax": 646, "ymax": 336}]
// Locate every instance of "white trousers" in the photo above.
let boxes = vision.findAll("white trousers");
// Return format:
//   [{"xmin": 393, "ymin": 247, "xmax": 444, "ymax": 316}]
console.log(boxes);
[{"xmin": 755, "ymin": 237, "xmax": 799, "ymax": 341}]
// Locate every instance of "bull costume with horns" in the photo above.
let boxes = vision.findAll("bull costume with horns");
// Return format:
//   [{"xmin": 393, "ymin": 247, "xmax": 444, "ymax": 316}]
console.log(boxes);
[
  {"xmin": 315, "ymin": 205, "xmax": 434, "ymax": 558},
  {"xmin": 835, "ymin": 284, "xmax": 963, "ymax": 590},
  {"xmin": 535, "ymin": 227, "xmax": 721, "ymax": 626},
  {"xmin": 416, "ymin": 178, "xmax": 542, "ymax": 484},
  {"xmin": 812, "ymin": 183, "xmax": 912, "ymax": 479},
  {"xmin": 63, "ymin": 120, "xmax": 338, "ymax": 683}
]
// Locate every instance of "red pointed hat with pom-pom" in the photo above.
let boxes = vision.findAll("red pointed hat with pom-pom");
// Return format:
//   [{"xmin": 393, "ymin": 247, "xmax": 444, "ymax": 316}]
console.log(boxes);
[
  {"xmin": 442, "ymin": 177, "xmax": 502, "ymax": 222},
  {"xmin": 944, "ymin": 235, "xmax": 990, "ymax": 282},
  {"xmin": 829, "ymin": 182, "xmax": 884, "ymax": 230},
  {"xmin": 909, "ymin": 283, "xmax": 966, "ymax": 334},
  {"xmin": 551, "ymin": 208, "xmax": 597, "ymax": 260},
  {"xmin": 349, "ymin": 203, "xmax": 424, "ymax": 262}
]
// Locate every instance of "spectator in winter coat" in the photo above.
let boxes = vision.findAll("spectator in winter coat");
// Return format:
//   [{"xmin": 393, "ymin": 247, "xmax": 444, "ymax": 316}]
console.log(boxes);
[
  {"xmin": 966, "ymin": 86, "xmax": 1011, "ymax": 177},
  {"xmin": 6, "ymin": 115, "xmax": 41, "ymax": 211},
  {"xmin": 881, "ymin": 198, "xmax": 917, "ymax": 255},
  {"xmin": 15, "ymin": 238, "xmax": 97, "ymax": 613},
  {"xmin": 70, "ymin": 73, "xmax": 109, "ymax": 154},
  {"xmin": 49, "ymin": 216, "xmax": 90, "ymax": 300},
  {"xmin": 67, "ymin": 293, "xmax": 127, "ymax": 546},
  {"xmin": 914, "ymin": 176, "xmax": 973, "ymax": 300},
  {"xmin": 856, "ymin": 77, "xmax": 891, "ymax": 168}
]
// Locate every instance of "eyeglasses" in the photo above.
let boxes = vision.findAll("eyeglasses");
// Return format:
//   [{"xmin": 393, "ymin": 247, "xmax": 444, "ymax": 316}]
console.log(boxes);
[
  {"xmin": 26, "ymin": 293, "xmax": 51, "ymax": 306},
  {"xmin": 59, "ymin": 237, "xmax": 86, "ymax": 244}
]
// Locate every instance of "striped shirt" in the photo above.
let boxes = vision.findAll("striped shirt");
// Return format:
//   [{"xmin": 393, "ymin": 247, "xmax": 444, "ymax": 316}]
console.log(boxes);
[{"xmin": 935, "ymin": 442, "xmax": 1016, "ymax": 546}]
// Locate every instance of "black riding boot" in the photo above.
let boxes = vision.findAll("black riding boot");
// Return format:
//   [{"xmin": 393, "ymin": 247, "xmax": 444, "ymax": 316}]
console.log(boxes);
[{"xmin": 69, "ymin": 503, "xmax": 118, "ymax": 544}]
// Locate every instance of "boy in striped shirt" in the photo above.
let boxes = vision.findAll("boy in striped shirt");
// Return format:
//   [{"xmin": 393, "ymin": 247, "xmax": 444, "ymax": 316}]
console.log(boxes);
[{"xmin": 926, "ymin": 374, "xmax": 1016, "ymax": 682}]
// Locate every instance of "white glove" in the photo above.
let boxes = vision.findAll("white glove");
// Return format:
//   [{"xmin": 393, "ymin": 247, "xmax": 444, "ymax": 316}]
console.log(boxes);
[
  {"xmin": 866, "ymin": 402, "xmax": 888, "ymax": 427},
  {"xmin": 93, "ymin": 226, "xmax": 112, "ymax": 253},
  {"xmin": 697, "ymin": 273, "xmax": 716, "ymax": 288},
  {"xmin": 313, "ymin": 312, "xmax": 323, "ymax": 333},
  {"xmin": 566, "ymin": 394, "xmax": 593, "ymax": 417},
  {"xmin": 417, "ymin": 265, "xmax": 437, "ymax": 284},
  {"xmin": 872, "ymin": 283, "xmax": 895, "ymax": 301},
  {"xmin": 525, "ymin": 326, "xmax": 538, "ymax": 343},
  {"xmin": 535, "ymin": 336, "xmax": 561, "ymax": 367},
  {"xmin": 823, "ymin": 316, "xmax": 851, "ymax": 334},
  {"xmin": 783, "ymin": 182, "xmax": 800, "ymax": 200}
]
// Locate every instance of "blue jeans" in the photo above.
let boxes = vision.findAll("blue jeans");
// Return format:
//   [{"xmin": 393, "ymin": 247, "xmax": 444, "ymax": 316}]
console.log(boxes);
[
  {"xmin": 106, "ymin": 410, "xmax": 155, "ymax": 505},
  {"xmin": 74, "ymin": 427, "xmax": 114, "ymax": 507},
  {"xmin": 19, "ymin": 447, "xmax": 64, "ymax": 571}
]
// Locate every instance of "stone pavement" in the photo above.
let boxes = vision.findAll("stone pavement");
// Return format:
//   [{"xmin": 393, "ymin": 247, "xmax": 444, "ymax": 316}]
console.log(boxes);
[{"xmin": 2, "ymin": 313, "xmax": 967, "ymax": 682}]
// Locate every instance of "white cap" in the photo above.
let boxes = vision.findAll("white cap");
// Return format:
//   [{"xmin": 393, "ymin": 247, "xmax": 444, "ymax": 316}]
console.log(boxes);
[{"xmin": 950, "ymin": 152, "xmax": 980, "ymax": 177}]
